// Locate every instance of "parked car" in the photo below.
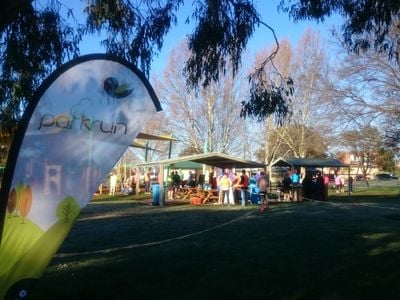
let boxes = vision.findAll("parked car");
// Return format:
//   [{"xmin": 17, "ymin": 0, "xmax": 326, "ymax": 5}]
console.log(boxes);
[
  {"xmin": 375, "ymin": 173, "xmax": 398, "ymax": 180},
  {"xmin": 355, "ymin": 175, "xmax": 368, "ymax": 181}
]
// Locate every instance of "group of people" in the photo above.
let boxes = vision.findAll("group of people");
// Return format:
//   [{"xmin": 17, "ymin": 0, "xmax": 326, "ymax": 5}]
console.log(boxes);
[
  {"xmin": 167, "ymin": 169, "xmax": 216, "ymax": 200},
  {"xmin": 278, "ymin": 170, "xmax": 302, "ymax": 201},
  {"xmin": 277, "ymin": 170, "xmax": 329, "ymax": 201},
  {"xmin": 109, "ymin": 171, "xmax": 138, "ymax": 195},
  {"xmin": 108, "ymin": 166, "xmax": 353, "ymax": 206},
  {"xmin": 167, "ymin": 170, "xmax": 182, "ymax": 200},
  {"xmin": 164, "ymin": 168, "xmax": 268, "ymax": 207},
  {"xmin": 300, "ymin": 172, "xmax": 329, "ymax": 201},
  {"xmin": 217, "ymin": 170, "xmax": 249, "ymax": 206},
  {"xmin": 277, "ymin": 170, "xmax": 351, "ymax": 201},
  {"xmin": 217, "ymin": 170, "xmax": 269, "ymax": 209},
  {"xmin": 108, "ymin": 167, "xmax": 155, "ymax": 196}
]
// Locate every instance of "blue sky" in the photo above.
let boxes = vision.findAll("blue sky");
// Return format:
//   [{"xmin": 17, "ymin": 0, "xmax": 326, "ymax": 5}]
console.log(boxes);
[{"xmin": 77, "ymin": 0, "xmax": 341, "ymax": 75}]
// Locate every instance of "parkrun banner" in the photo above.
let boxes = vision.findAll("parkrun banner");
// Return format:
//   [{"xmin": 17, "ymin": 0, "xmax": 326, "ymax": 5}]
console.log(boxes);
[{"xmin": 0, "ymin": 54, "xmax": 161, "ymax": 299}]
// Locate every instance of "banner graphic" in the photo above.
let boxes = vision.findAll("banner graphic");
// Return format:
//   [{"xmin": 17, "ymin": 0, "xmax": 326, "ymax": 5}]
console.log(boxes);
[{"xmin": 0, "ymin": 54, "xmax": 161, "ymax": 299}]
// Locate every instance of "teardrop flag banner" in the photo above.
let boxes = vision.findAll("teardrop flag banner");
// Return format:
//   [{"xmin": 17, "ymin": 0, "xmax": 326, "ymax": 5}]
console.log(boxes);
[{"xmin": 0, "ymin": 54, "xmax": 162, "ymax": 299}]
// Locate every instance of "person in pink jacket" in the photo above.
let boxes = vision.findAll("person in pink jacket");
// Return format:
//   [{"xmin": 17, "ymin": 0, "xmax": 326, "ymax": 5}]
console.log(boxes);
[{"xmin": 335, "ymin": 174, "xmax": 341, "ymax": 193}]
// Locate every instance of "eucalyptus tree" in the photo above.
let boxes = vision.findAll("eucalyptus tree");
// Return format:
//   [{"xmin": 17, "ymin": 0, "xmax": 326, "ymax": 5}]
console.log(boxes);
[
  {"xmin": 319, "ymin": 18, "xmax": 400, "ymax": 158},
  {"xmin": 2, "ymin": 0, "xmax": 400, "ymax": 138},
  {"xmin": 0, "ymin": 0, "xmax": 292, "ymax": 138},
  {"xmin": 0, "ymin": 0, "xmax": 400, "ymax": 131},
  {"xmin": 279, "ymin": 0, "xmax": 400, "ymax": 64},
  {"xmin": 254, "ymin": 29, "xmax": 330, "ymax": 164},
  {"xmin": 341, "ymin": 125, "xmax": 383, "ymax": 183},
  {"xmin": 153, "ymin": 42, "xmax": 248, "ymax": 156}
]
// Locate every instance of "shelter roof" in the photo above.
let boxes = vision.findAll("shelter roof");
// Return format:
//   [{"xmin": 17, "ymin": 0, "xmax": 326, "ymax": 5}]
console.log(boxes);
[
  {"xmin": 270, "ymin": 157, "xmax": 349, "ymax": 168},
  {"xmin": 136, "ymin": 152, "xmax": 265, "ymax": 169},
  {"xmin": 130, "ymin": 141, "xmax": 160, "ymax": 151},
  {"xmin": 130, "ymin": 132, "xmax": 177, "ymax": 151},
  {"xmin": 136, "ymin": 132, "xmax": 178, "ymax": 141}
]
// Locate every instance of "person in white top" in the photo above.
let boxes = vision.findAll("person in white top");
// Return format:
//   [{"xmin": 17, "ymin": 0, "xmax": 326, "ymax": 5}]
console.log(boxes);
[
  {"xmin": 219, "ymin": 173, "xmax": 232, "ymax": 205},
  {"xmin": 109, "ymin": 173, "xmax": 118, "ymax": 196}
]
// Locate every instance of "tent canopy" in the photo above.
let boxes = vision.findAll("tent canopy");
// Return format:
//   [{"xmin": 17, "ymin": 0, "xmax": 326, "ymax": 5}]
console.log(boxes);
[
  {"xmin": 270, "ymin": 157, "xmax": 349, "ymax": 169},
  {"xmin": 136, "ymin": 152, "xmax": 265, "ymax": 169}
]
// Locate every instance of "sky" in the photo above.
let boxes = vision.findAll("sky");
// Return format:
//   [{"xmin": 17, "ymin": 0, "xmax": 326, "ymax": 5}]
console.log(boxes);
[
  {"xmin": 76, "ymin": 0, "xmax": 342, "ymax": 76},
  {"xmin": 69, "ymin": 0, "xmax": 344, "ymax": 158}
]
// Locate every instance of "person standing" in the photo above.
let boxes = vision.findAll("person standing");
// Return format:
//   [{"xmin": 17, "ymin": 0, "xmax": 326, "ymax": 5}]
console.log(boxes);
[
  {"xmin": 316, "ymin": 172, "xmax": 324, "ymax": 201},
  {"xmin": 179, "ymin": 169, "xmax": 185, "ymax": 186},
  {"xmin": 172, "ymin": 170, "xmax": 181, "ymax": 199},
  {"xmin": 232, "ymin": 171, "xmax": 241, "ymax": 204},
  {"xmin": 239, "ymin": 169, "xmax": 249, "ymax": 206},
  {"xmin": 129, "ymin": 171, "xmax": 136, "ymax": 194},
  {"xmin": 339, "ymin": 175, "xmax": 345, "ymax": 193},
  {"xmin": 144, "ymin": 168, "xmax": 151, "ymax": 193},
  {"xmin": 109, "ymin": 173, "xmax": 118, "ymax": 196},
  {"xmin": 335, "ymin": 174, "xmax": 341, "ymax": 193},
  {"xmin": 167, "ymin": 171, "xmax": 175, "ymax": 200},
  {"xmin": 291, "ymin": 169, "xmax": 300, "ymax": 184},
  {"xmin": 301, "ymin": 173, "xmax": 314, "ymax": 200},
  {"xmin": 282, "ymin": 173, "xmax": 292, "ymax": 201},
  {"xmin": 291, "ymin": 169, "xmax": 300, "ymax": 201},
  {"xmin": 219, "ymin": 173, "xmax": 232, "ymax": 205},
  {"xmin": 187, "ymin": 171, "xmax": 196, "ymax": 188},
  {"xmin": 216, "ymin": 171, "xmax": 224, "ymax": 204},
  {"xmin": 257, "ymin": 171, "xmax": 268, "ymax": 211},
  {"xmin": 348, "ymin": 175, "xmax": 354, "ymax": 194},
  {"xmin": 276, "ymin": 180, "xmax": 283, "ymax": 201},
  {"xmin": 323, "ymin": 174, "xmax": 330, "ymax": 200}
]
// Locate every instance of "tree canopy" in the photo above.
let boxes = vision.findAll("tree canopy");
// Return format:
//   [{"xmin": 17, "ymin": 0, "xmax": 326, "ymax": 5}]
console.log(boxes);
[
  {"xmin": 279, "ymin": 0, "xmax": 400, "ymax": 63},
  {"xmin": 1, "ymin": 0, "xmax": 399, "ymax": 136}
]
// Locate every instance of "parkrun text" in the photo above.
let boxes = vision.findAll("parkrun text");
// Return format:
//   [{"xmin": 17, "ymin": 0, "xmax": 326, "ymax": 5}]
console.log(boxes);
[{"xmin": 38, "ymin": 114, "xmax": 128, "ymax": 135}]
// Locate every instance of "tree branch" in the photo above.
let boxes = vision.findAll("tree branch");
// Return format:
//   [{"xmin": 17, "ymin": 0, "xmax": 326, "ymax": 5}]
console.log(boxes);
[{"xmin": 0, "ymin": 0, "xmax": 33, "ymax": 32}]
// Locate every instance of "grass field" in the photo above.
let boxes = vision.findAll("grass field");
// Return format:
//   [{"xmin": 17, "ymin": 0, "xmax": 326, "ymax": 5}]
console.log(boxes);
[{"xmin": 29, "ymin": 185, "xmax": 400, "ymax": 300}]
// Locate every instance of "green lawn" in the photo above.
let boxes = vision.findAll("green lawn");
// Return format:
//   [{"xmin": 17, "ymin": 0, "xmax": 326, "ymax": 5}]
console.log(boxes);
[{"xmin": 29, "ymin": 187, "xmax": 400, "ymax": 300}]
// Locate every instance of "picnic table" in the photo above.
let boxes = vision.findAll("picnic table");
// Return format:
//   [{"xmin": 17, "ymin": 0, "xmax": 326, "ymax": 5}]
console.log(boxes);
[
  {"xmin": 202, "ymin": 189, "xmax": 219, "ymax": 203},
  {"xmin": 177, "ymin": 187, "xmax": 220, "ymax": 204},
  {"xmin": 180, "ymin": 187, "xmax": 198, "ymax": 200},
  {"xmin": 185, "ymin": 188, "xmax": 219, "ymax": 205}
]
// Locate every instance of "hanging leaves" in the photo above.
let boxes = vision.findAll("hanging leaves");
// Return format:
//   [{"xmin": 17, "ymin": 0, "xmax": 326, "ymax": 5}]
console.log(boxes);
[
  {"xmin": 1, "ymin": 0, "xmax": 293, "ymax": 131},
  {"xmin": 0, "ymin": 4, "xmax": 83, "ymax": 134},
  {"xmin": 278, "ymin": 0, "xmax": 400, "ymax": 64},
  {"xmin": 184, "ymin": 0, "xmax": 258, "ymax": 88},
  {"xmin": 241, "ymin": 74, "xmax": 294, "ymax": 124}
]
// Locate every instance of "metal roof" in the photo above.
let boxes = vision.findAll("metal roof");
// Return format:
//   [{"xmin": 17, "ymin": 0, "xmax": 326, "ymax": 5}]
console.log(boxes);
[
  {"xmin": 130, "ymin": 132, "xmax": 177, "ymax": 152},
  {"xmin": 129, "ymin": 141, "xmax": 160, "ymax": 151},
  {"xmin": 270, "ymin": 157, "xmax": 349, "ymax": 168},
  {"xmin": 136, "ymin": 152, "xmax": 265, "ymax": 169},
  {"xmin": 135, "ymin": 132, "xmax": 178, "ymax": 141}
]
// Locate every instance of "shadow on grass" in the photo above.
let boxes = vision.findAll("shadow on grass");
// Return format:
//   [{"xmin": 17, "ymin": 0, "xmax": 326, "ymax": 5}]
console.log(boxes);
[{"xmin": 29, "ymin": 196, "xmax": 400, "ymax": 300}]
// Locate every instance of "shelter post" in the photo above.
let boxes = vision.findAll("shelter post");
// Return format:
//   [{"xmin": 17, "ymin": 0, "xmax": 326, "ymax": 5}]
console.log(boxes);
[
  {"xmin": 144, "ymin": 141, "xmax": 149, "ymax": 163},
  {"xmin": 267, "ymin": 164, "xmax": 272, "ymax": 193},
  {"xmin": 135, "ymin": 168, "xmax": 140, "ymax": 195},
  {"xmin": 348, "ymin": 166, "xmax": 351, "ymax": 200},
  {"xmin": 159, "ymin": 164, "xmax": 165, "ymax": 206}
]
